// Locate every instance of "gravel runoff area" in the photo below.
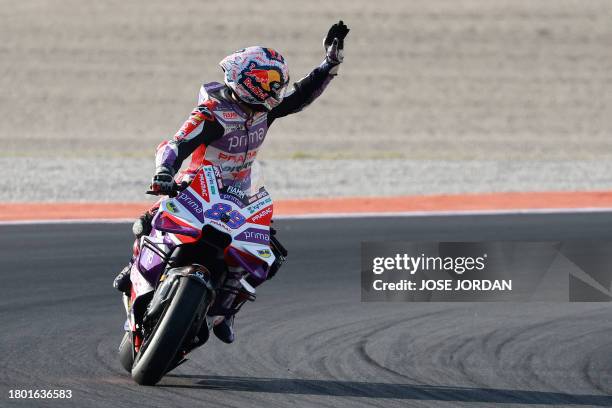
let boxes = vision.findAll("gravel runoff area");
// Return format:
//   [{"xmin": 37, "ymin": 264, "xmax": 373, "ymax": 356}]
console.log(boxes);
[
  {"xmin": 2, "ymin": 0, "xmax": 612, "ymax": 161},
  {"xmin": 2, "ymin": 0, "xmax": 612, "ymax": 201},
  {"xmin": 3, "ymin": 157, "xmax": 612, "ymax": 202}
]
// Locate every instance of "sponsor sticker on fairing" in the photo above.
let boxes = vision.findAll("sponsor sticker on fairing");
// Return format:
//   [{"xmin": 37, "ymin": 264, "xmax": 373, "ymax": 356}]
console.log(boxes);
[
  {"xmin": 209, "ymin": 219, "xmax": 232, "ymax": 232},
  {"xmin": 245, "ymin": 196, "xmax": 273, "ymax": 215},
  {"xmin": 235, "ymin": 227, "xmax": 270, "ymax": 245},
  {"xmin": 220, "ymin": 193, "xmax": 244, "ymax": 208},
  {"xmin": 257, "ymin": 248, "xmax": 272, "ymax": 258},
  {"xmin": 204, "ymin": 167, "xmax": 218, "ymax": 195},
  {"xmin": 248, "ymin": 205, "xmax": 272, "ymax": 224},
  {"xmin": 226, "ymin": 185, "xmax": 246, "ymax": 199},
  {"xmin": 176, "ymin": 190, "xmax": 204, "ymax": 222},
  {"xmin": 240, "ymin": 244, "xmax": 275, "ymax": 266},
  {"xmin": 198, "ymin": 172, "xmax": 209, "ymax": 202},
  {"xmin": 166, "ymin": 202, "xmax": 179, "ymax": 214}
]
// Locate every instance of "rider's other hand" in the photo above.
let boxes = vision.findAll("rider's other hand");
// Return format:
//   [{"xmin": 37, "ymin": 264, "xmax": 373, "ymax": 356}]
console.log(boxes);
[
  {"xmin": 323, "ymin": 20, "xmax": 349, "ymax": 66},
  {"xmin": 151, "ymin": 167, "xmax": 175, "ymax": 195}
]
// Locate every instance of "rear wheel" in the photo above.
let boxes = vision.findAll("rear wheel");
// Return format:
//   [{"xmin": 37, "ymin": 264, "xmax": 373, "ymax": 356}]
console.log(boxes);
[{"xmin": 131, "ymin": 277, "xmax": 210, "ymax": 385}]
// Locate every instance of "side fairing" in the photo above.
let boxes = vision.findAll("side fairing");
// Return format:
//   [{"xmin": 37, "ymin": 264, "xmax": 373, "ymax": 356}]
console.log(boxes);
[{"xmin": 131, "ymin": 230, "xmax": 174, "ymax": 297}]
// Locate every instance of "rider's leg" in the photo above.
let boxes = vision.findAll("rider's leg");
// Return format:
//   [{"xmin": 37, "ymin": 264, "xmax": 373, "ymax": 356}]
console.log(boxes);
[
  {"xmin": 112, "ymin": 209, "xmax": 156, "ymax": 293},
  {"xmin": 208, "ymin": 265, "xmax": 245, "ymax": 344},
  {"xmin": 209, "ymin": 230, "xmax": 287, "ymax": 344}
]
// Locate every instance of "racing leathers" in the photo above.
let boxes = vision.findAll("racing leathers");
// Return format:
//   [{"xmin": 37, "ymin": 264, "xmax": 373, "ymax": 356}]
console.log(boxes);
[
  {"xmin": 155, "ymin": 59, "xmax": 338, "ymax": 189},
  {"xmin": 149, "ymin": 60, "xmax": 337, "ymax": 342}
]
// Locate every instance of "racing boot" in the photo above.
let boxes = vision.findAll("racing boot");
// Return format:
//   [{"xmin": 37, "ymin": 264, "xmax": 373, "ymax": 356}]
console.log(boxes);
[
  {"xmin": 213, "ymin": 315, "xmax": 235, "ymax": 344},
  {"xmin": 113, "ymin": 264, "xmax": 133, "ymax": 294},
  {"xmin": 209, "ymin": 265, "xmax": 252, "ymax": 344},
  {"xmin": 112, "ymin": 211, "xmax": 154, "ymax": 294}
]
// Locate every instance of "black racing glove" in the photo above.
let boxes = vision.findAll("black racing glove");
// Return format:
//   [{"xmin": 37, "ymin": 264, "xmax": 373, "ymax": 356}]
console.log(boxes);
[
  {"xmin": 323, "ymin": 20, "xmax": 350, "ymax": 68},
  {"xmin": 150, "ymin": 167, "xmax": 176, "ymax": 195}
]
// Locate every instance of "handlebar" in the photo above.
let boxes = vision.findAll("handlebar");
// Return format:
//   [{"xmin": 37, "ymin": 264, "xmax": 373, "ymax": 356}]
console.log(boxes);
[{"xmin": 146, "ymin": 181, "xmax": 188, "ymax": 197}]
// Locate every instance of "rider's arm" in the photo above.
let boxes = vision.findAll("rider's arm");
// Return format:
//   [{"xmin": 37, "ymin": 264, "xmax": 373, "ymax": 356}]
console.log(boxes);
[
  {"xmin": 268, "ymin": 21, "xmax": 349, "ymax": 125},
  {"xmin": 155, "ymin": 101, "xmax": 224, "ymax": 174},
  {"xmin": 266, "ymin": 60, "xmax": 337, "ymax": 125}
]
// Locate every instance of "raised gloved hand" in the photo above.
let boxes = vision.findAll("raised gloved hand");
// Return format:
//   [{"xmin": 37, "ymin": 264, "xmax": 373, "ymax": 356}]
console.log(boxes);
[
  {"xmin": 150, "ymin": 167, "xmax": 176, "ymax": 195},
  {"xmin": 323, "ymin": 20, "xmax": 350, "ymax": 70}
]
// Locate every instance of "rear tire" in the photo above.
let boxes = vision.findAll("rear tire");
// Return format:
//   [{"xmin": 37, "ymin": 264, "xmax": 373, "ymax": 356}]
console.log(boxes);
[
  {"xmin": 131, "ymin": 277, "xmax": 209, "ymax": 385},
  {"xmin": 118, "ymin": 332, "xmax": 134, "ymax": 373}
]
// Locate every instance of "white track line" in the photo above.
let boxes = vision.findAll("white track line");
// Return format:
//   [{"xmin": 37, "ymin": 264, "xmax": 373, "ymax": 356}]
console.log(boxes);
[{"xmin": 1, "ymin": 207, "xmax": 612, "ymax": 225}]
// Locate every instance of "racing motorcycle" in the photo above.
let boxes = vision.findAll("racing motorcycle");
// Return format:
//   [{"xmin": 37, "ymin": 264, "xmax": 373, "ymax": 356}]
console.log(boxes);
[{"xmin": 117, "ymin": 161, "xmax": 286, "ymax": 385}]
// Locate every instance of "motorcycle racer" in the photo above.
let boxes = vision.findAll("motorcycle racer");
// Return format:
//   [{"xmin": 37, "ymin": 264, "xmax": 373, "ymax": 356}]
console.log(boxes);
[{"xmin": 114, "ymin": 21, "xmax": 349, "ymax": 344}]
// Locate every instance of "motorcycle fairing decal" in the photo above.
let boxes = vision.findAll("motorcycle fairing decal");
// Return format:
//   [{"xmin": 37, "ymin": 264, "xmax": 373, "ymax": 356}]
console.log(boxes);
[
  {"xmin": 203, "ymin": 165, "xmax": 220, "ymax": 197},
  {"xmin": 161, "ymin": 194, "xmax": 203, "ymax": 238},
  {"xmin": 176, "ymin": 190, "xmax": 205, "ymax": 223},
  {"xmin": 207, "ymin": 218, "xmax": 233, "ymax": 233},
  {"xmin": 142, "ymin": 164, "xmax": 273, "ymax": 290},
  {"xmin": 241, "ymin": 243, "xmax": 276, "ymax": 266},
  {"xmin": 243, "ymin": 196, "xmax": 273, "ymax": 217},
  {"xmin": 160, "ymin": 165, "xmax": 273, "ymax": 236},
  {"xmin": 134, "ymin": 231, "xmax": 174, "ymax": 286},
  {"xmin": 187, "ymin": 170, "xmax": 209, "ymax": 202},
  {"xmin": 173, "ymin": 231, "xmax": 198, "ymax": 244},
  {"xmin": 226, "ymin": 246, "xmax": 268, "ymax": 282},
  {"xmin": 246, "ymin": 204, "xmax": 273, "ymax": 225},
  {"xmin": 247, "ymin": 186, "xmax": 270, "ymax": 204},
  {"xmin": 204, "ymin": 203, "xmax": 247, "ymax": 229},
  {"xmin": 234, "ymin": 227, "xmax": 270, "ymax": 245},
  {"xmin": 131, "ymin": 260, "xmax": 155, "ymax": 297},
  {"xmin": 220, "ymin": 192, "xmax": 246, "ymax": 208},
  {"xmin": 154, "ymin": 211, "xmax": 201, "ymax": 238}
]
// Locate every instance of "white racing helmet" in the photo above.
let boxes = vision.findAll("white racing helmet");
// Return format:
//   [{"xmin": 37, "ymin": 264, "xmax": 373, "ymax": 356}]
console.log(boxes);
[{"xmin": 220, "ymin": 46, "xmax": 290, "ymax": 111}]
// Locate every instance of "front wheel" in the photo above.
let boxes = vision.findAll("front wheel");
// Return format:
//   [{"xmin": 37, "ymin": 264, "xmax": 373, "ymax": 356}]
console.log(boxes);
[
  {"xmin": 118, "ymin": 332, "xmax": 134, "ymax": 373},
  {"xmin": 131, "ymin": 277, "xmax": 210, "ymax": 385}
]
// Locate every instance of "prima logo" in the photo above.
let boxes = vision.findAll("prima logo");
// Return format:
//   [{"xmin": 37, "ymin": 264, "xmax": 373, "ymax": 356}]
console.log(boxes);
[
  {"xmin": 244, "ymin": 230, "xmax": 269, "ymax": 242},
  {"xmin": 177, "ymin": 190, "xmax": 205, "ymax": 222},
  {"xmin": 235, "ymin": 228, "xmax": 270, "ymax": 245},
  {"xmin": 227, "ymin": 127, "xmax": 265, "ymax": 151}
]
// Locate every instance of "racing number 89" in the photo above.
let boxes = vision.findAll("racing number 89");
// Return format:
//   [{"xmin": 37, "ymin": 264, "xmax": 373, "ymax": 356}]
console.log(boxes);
[{"xmin": 204, "ymin": 203, "xmax": 246, "ymax": 229}]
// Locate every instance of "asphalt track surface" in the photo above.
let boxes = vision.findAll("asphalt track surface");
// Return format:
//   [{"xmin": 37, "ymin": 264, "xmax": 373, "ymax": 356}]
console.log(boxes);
[{"xmin": 3, "ymin": 213, "xmax": 612, "ymax": 407}]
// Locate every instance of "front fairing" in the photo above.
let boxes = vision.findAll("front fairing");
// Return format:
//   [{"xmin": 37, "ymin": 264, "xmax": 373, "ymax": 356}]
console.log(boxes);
[
  {"xmin": 153, "ymin": 163, "xmax": 275, "ymax": 278},
  {"xmin": 126, "ymin": 163, "xmax": 273, "ymax": 332}
]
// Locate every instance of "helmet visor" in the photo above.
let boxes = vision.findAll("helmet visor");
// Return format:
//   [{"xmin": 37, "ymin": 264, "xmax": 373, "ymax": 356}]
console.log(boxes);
[{"xmin": 269, "ymin": 77, "xmax": 289, "ymax": 105}]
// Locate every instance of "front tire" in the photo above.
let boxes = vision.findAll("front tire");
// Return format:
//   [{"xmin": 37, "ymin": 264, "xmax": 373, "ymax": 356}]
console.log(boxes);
[
  {"xmin": 118, "ymin": 332, "xmax": 134, "ymax": 373},
  {"xmin": 131, "ymin": 277, "xmax": 209, "ymax": 385}
]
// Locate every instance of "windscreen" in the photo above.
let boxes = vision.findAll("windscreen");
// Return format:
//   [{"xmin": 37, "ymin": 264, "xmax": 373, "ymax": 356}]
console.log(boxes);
[{"xmin": 222, "ymin": 159, "xmax": 268, "ymax": 204}]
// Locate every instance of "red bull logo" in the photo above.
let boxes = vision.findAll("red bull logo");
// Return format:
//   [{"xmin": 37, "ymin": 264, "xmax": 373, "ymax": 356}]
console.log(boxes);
[{"xmin": 245, "ymin": 68, "xmax": 281, "ymax": 92}]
